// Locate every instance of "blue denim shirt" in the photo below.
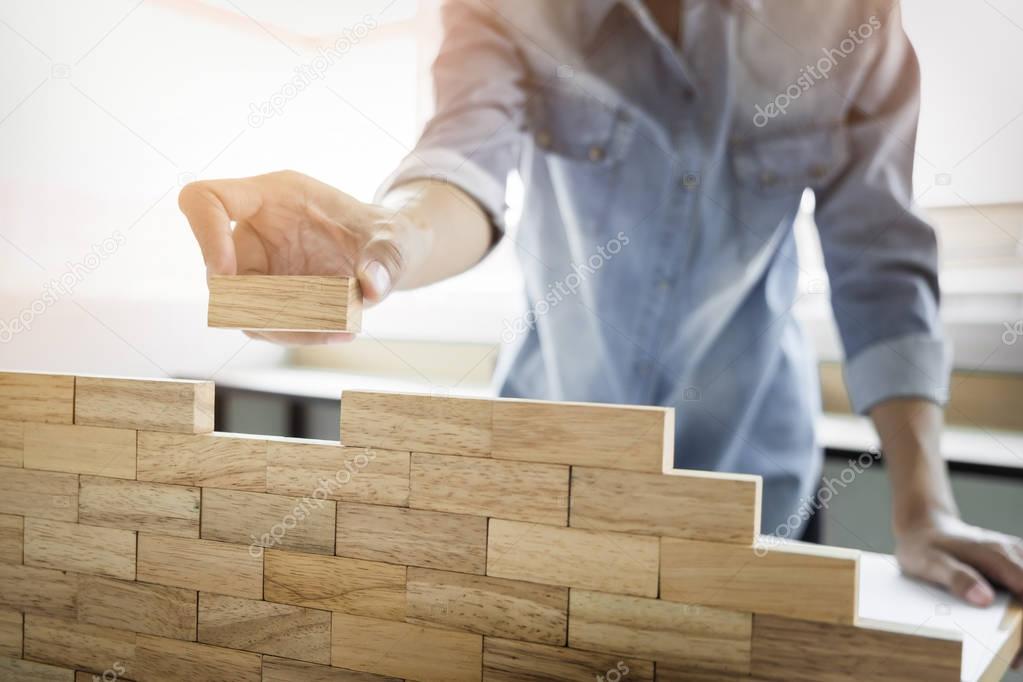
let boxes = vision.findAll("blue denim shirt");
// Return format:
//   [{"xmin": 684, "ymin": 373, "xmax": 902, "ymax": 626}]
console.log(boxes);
[{"xmin": 377, "ymin": 0, "xmax": 949, "ymax": 535}]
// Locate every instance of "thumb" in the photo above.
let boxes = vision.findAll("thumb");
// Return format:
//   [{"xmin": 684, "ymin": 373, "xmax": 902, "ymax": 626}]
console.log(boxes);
[
  {"xmin": 923, "ymin": 551, "xmax": 996, "ymax": 606},
  {"xmin": 356, "ymin": 233, "xmax": 406, "ymax": 303}
]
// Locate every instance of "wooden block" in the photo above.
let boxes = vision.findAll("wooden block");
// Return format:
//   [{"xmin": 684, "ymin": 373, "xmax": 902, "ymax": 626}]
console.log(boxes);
[
  {"xmin": 79, "ymin": 476, "xmax": 200, "ymax": 538},
  {"xmin": 0, "ymin": 372, "xmax": 74, "ymax": 424},
  {"xmin": 74, "ymin": 376, "xmax": 214, "ymax": 434},
  {"xmin": 137, "ymin": 431, "xmax": 267, "ymax": 492},
  {"xmin": 407, "ymin": 567, "xmax": 567, "ymax": 645},
  {"xmin": 340, "ymin": 391, "xmax": 491, "ymax": 456},
  {"xmin": 482, "ymin": 637, "xmax": 655, "ymax": 682},
  {"xmin": 0, "ymin": 606, "xmax": 21, "ymax": 657},
  {"xmin": 266, "ymin": 438, "xmax": 409, "ymax": 507},
  {"xmin": 337, "ymin": 502, "xmax": 487, "ymax": 574},
  {"xmin": 0, "ymin": 467, "xmax": 78, "ymax": 522},
  {"xmin": 751, "ymin": 614, "xmax": 962, "ymax": 681},
  {"xmin": 262, "ymin": 655, "xmax": 401, "ymax": 681},
  {"xmin": 0, "ymin": 657, "xmax": 75, "ymax": 681},
  {"xmin": 24, "ymin": 613, "xmax": 137, "ymax": 678},
  {"xmin": 486, "ymin": 519, "xmax": 659, "ymax": 597},
  {"xmin": 264, "ymin": 549, "xmax": 406, "ymax": 621},
  {"xmin": 491, "ymin": 399, "xmax": 673, "ymax": 472},
  {"xmin": 134, "ymin": 633, "xmax": 261, "ymax": 682},
  {"xmin": 410, "ymin": 453, "xmax": 568, "ymax": 525},
  {"xmin": 330, "ymin": 612, "xmax": 482, "ymax": 682},
  {"xmin": 571, "ymin": 467, "xmax": 761, "ymax": 544},
  {"xmin": 24, "ymin": 424, "xmax": 136, "ymax": 480},
  {"xmin": 24, "ymin": 519, "xmax": 135, "ymax": 580},
  {"xmin": 201, "ymin": 488, "xmax": 336, "ymax": 556},
  {"xmin": 198, "ymin": 593, "xmax": 330, "ymax": 664},
  {"xmin": 0, "ymin": 563, "xmax": 78, "ymax": 618},
  {"xmin": 207, "ymin": 275, "xmax": 362, "ymax": 332},
  {"xmin": 77, "ymin": 575, "xmax": 197, "ymax": 640},
  {"xmin": 0, "ymin": 419, "xmax": 23, "ymax": 467},
  {"xmin": 137, "ymin": 534, "xmax": 262, "ymax": 599},
  {"xmin": 655, "ymin": 666, "xmax": 756, "ymax": 681},
  {"xmin": 660, "ymin": 538, "xmax": 859, "ymax": 625},
  {"xmin": 568, "ymin": 589, "xmax": 753, "ymax": 675},
  {"xmin": 0, "ymin": 513, "xmax": 23, "ymax": 564}
]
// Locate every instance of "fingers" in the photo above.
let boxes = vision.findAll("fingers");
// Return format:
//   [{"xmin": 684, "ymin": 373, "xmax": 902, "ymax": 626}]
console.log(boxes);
[
  {"xmin": 946, "ymin": 537, "xmax": 1023, "ymax": 597},
  {"xmin": 913, "ymin": 549, "xmax": 995, "ymax": 606},
  {"xmin": 178, "ymin": 178, "xmax": 266, "ymax": 275},
  {"xmin": 243, "ymin": 330, "xmax": 355, "ymax": 345},
  {"xmin": 356, "ymin": 233, "xmax": 406, "ymax": 303}
]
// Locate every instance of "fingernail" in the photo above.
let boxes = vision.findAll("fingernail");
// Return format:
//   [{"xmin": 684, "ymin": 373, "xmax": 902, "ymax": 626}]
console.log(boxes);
[
  {"xmin": 364, "ymin": 261, "xmax": 391, "ymax": 297},
  {"xmin": 966, "ymin": 583, "xmax": 994, "ymax": 606}
]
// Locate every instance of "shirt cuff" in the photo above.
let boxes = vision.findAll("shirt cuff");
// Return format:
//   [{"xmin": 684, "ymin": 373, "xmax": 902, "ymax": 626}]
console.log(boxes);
[
  {"xmin": 374, "ymin": 147, "xmax": 509, "ymax": 235},
  {"xmin": 843, "ymin": 332, "xmax": 952, "ymax": 414}
]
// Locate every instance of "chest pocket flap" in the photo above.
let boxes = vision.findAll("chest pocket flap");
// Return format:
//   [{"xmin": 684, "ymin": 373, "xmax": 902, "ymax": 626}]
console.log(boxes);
[
  {"xmin": 732, "ymin": 126, "xmax": 851, "ymax": 194},
  {"xmin": 526, "ymin": 85, "xmax": 633, "ymax": 164}
]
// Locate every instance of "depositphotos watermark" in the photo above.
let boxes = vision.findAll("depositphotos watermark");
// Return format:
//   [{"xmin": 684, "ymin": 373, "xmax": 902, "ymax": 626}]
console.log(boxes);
[{"xmin": 753, "ymin": 15, "xmax": 881, "ymax": 127}]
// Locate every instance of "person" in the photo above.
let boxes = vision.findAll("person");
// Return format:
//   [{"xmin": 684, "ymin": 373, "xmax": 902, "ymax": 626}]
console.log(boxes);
[{"xmin": 178, "ymin": 0, "xmax": 1023, "ymax": 617}]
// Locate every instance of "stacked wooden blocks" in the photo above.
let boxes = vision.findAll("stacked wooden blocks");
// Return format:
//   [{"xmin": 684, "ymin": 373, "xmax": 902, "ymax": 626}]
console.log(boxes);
[{"xmin": 0, "ymin": 371, "xmax": 967, "ymax": 681}]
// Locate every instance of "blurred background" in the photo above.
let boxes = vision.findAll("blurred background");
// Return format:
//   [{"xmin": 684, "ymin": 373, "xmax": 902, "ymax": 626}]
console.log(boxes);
[{"xmin": 0, "ymin": 0, "xmax": 1020, "ymax": 567}]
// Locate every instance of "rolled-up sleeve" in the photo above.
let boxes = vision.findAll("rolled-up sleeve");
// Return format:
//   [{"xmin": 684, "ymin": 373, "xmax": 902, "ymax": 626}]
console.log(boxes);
[
  {"xmin": 814, "ymin": 4, "xmax": 951, "ymax": 414},
  {"xmin": 375, "ymin": 0, "xmax": 527, "ymax": 235}
]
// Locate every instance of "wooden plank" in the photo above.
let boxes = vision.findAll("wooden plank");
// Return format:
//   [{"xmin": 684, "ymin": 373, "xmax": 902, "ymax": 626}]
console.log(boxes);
[
  {"xmin": 407, "ymin": 567, "xmax": 567, "ymax": 645},
  {"xmin": 262, "ymin": 655, "xmax": 401, "ymax": 681},
  {"xmin": 0, "ymin": 467, "xmax": 78, "ymax": 522},
  {"xmin": 137, "ymin": 431, "xmax": 267, "ymax": 492},
  {"xmin": 0, "ymin": 657, "xmax": 74, "ymax": 681},
  {"xmin": 751, "ymin": 614, "xmax": 962, "ymax": 681},
  {"xmin": 24, "ymin": 519, "xmax": 135, "ymax": 581},
  {"xmin": 979, "ymin": 604, "xmax": 1022, "ymax": 682},
  {"xmin": 77, "ymin": 575, "xmax": 197, "ymax": 640},
  {"xmin": 264, "ymin": 549, "xmax": 406, "ymax": 621},
  {"xmin": 197, "ymin": 593, "xmax": 330, "ymax": 664},
  {"xmin": 410, "ymin": 453, "xmax": 568, "ymax": 526},
  {"xmin": 201, "ymin": 488, "xmax": 336, "ymax": 556},
  {"xmin": 491, "ymin": 399, "xmax": 673, "ymax": 473},
  {"xmin": 74, "ymin": 376, "xmax": 214, "ymax": 434},
  {"xmin": 0, "ymin": 513, "xmax": 23, "ymax": 564},
  {"xmin": 266, "ymin": 438, "xmax": 409, "ymax": 507},
  {"xmin": 0, "ymin": 606, "xmax": 21, "ymax": 657},
  {"xmin": 0, "ymin": 372, "xmax": 74, "ymax": 424},
  {"xmin": 660, "ymin": 538, "xmax": 859, "ymax": 625},
  {"xmin": 23, "ymin": 614, "xmax": 137, "ymax": 678},
  {"xmin": 570, "ymin": 467, "xmax": 761, "ymax": 544},
  {"xmin": 23, "ymin": 424, "xmax": 136, "ymax": 480},
  {"xmin": 136, "ymin": 534, "xmax": 262, "ymax": 599},
  {"xmin": 134, "ymin": 633, "xmax": 261, "ymax": 682},
  {"xmin": 337, "ymin": 502, "xmax": 487, "ymax": 574},
  {"xmin": 207, "ymin": 275, "xmax": 362, "ymax": 332},
  {"xmin": 79, "ymin": 476, "xmax": 200, "ymax": 538},
  {"xmin": 486, "ymin": 519, "xmax": 659, "ymax": 597},
  {"xmin": 0, "ymin": 419, "xmax": 23, "ymax": 467},
  {"xmin": 482, "ymin": 637, "xmax": 655, "ymax": 682},
  {"xmin": 568, "ymin": 589, "xmax": 753, "ymax": 675},
  {"xmin": 340, "ymin": 391, "xmax": 491, "ymax": 456},
  {"xmin": 0, "ymin": 563, "xmax": 78, "ymax": 618},
  {"xmin": 655, "ymin": 667, "xmax": 757, "ymax": 681},
  {"xmin": 330, "ymin": 612, "xmax": 482, "ymax": 682}
]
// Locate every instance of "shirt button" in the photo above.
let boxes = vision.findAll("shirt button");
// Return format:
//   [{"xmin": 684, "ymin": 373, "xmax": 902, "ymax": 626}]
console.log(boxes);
[
  {"xmin": 810, "ymin": 164, "xmax": 828, "ymax": 179},
  {"xmin": 588, "ymin": 145, "xmax": 605, "ymax": 162},
  {"xmin": 760, "ymin": 170, "xmax": 777, "ymax": 187},
  {"xmin": 658, "ymin": 279, "xmax": 671, "ymax": 291},
  {"xmin": 536, "ymin": 131, "xmax": 552, "ymax": 149}
]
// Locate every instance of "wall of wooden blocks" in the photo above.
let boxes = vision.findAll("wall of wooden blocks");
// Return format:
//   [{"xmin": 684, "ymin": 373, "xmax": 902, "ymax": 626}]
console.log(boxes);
[{"xmin": 0, "ymin": 374, "xmax": 969, "ymax": 681}]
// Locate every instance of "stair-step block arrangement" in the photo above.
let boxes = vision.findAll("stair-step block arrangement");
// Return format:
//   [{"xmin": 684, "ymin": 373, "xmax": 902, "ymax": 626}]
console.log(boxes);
[{"xmin": 0, "ymin": 372, "xmax": 969, "ymax": 681}]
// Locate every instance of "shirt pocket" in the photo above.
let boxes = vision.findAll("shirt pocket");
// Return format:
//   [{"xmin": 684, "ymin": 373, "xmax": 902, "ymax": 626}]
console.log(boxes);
[{"xmin": 730, "ymin": 125, "xmax": 851, "ymax": 196}]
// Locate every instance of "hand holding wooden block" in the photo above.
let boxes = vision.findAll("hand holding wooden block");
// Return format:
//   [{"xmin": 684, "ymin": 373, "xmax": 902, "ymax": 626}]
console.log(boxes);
[{"xmin": 207, "ymin": 275, "xmax": 362, "ymax": 332}]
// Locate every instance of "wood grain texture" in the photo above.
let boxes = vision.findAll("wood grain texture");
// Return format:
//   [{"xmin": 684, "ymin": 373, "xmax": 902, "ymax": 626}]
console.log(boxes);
[
  {"xmin": 23, "ymin": 613, "xmax": 137, "ymax": 678},
  {"xmin": 201, "ymin": 488, "xmax": 336, "ymax": 555},
  {"xmin": 198, "ymin": 592, "xmax": 331, "ymax": 664},
  {"xmin": 0, "ymin": 563, "xmax": 78, "ymax": 618},
  {"xmin": 0, "ymin": 372, "xmax": 74, "ymax": 424},
  {"xmin": 134, "ymin": 633, "xmax": 261, "ymax": 682},
  {"xmin": 266, "ymin": 438, "xmax": 410, "ymax": 507},
  {"xmin": 482, "ymin": 637, "xmax": 655, "ymax": 682},
  {"xmin": 0, "ymin": 513, "xmax": 23, "ymax": 564},
  {"xmin": 0, "ymin": 467, "xmax": 78, "ymax": 522},
  {"xmin": 341, "ymin": 391, "xmax": 491, "ymax": 456},
  {"xmin": 207, "ymin": 275, "xmax": 362, "ymax": 332},
  {"xmin": 264, "ymin": 549, "xmax": 406, "ymax": 621},
  {"xmin": 24, "ymin": 519, "xmax": 136, "ymax": 581},
  {"xmin": 77, "ymin": 575, "xmax": 196, "ymax": 640},
  {"xmin": 655, "ymin": 666, "xmax": 757, "ymax": 681},
  {"xmin": 0, "ymin": 419, "xmax": 23, "ymax": 467},
  {"xmin": 570, "ymin": 467, "xmax": 761, "ymax": 544},
  {"xmin": 23, "ymin": 423, "xmax": 136, "ymax": 480},
  {"xmin": 407, "ymin": 568, "xmax": 567, "ymax": 645},
  {"xmin": 660, "ymin": 538, "xmax": 859, "ymax": 625},
  {"xmin": 337, "ymin": 502, "xmax": 487, "ymax": 574},
  {"xmin": 751, "ymin": 614, "xmax": 962, "ymax": 682},
  {"xmin": 0, "ymin": 657, "xmax": 74, "ymax": 681},
  {"xmin": 137, "ymin": 431, "xmax": 267, "ymax": 492},
  {"xmin": 136, "ymin": 534, "xmax": 262, "ymax": 599},
  {"xmin": 79, "ymin": 475, "xmax": 200, "ymax": 538},
  {"xmin": 74, "ymin": 376, "xmax": 214, "ymax": 434},
  {"xmin": 0, "ymin": 606, "xmax": 21, "ymax": 657},
  {"xmin": 568, "ymin": 589, "xmax": 753, "ymax": 675},
  {"xmin": 486, "ymin": 519, "xmax": 659, "ymax": 597},
  {"xmin": 491, "ymin": 399, "xmax": 673, "ymax": 473},
  {"xmin": 262, "ymin": 655, "xmax": 401, "ymax": 682},
  {"xmin": 330, "ymin": 612, "xmax": 482, "ymax": 682}
]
